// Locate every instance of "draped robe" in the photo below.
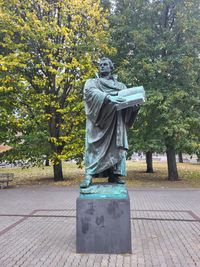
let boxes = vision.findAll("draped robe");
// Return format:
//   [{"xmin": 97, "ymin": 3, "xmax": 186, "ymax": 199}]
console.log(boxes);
[{"xmin": 84, "ymin": 76, "xmax": 139, "ymax": 177}]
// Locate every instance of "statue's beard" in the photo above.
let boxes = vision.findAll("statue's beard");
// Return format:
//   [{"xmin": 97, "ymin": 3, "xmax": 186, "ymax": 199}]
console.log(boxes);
[{"xmin": 100, "ymin": 71, "xmax": 111, "ymax": 77}]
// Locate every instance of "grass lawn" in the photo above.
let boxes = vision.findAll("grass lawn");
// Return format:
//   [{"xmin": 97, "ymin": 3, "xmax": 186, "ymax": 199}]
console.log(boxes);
[{"xmin": 0, "ymin": 161, "xmax": 199, "ymax": 188}]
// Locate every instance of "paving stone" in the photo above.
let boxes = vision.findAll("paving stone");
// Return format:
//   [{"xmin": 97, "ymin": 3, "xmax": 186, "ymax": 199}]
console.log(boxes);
[{"xmin": 0, "ymin": 186, "xmax": 199, "ymax": 267}]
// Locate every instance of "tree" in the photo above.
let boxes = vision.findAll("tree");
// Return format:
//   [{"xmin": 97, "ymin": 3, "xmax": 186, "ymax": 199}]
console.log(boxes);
[
  {"xmin": 128, "ymin": 92, "xmax": 166, "ymax": 173},
  {"xmin": 0, "ymin": 0, "xmax": 111, "ymax": 180},
  {"xmin": 110, "ymin": 0, "xmax": 200, "ymax": 180}
]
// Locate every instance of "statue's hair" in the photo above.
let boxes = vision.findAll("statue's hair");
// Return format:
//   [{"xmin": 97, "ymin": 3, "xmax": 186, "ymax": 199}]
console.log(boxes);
[{"xmin": 100, "ymin": 57, "xmax": 114, "ymax": 71}]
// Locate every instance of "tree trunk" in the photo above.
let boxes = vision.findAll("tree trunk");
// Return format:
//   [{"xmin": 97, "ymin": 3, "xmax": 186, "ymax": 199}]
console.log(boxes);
[
  {"xmin": 45, "ymin": 157, "xmax": 50, "ymax": 166},
  {"xmin": 53, "ymin": 160, "xmax": 64, "ymax": 181},
  {"xmin": 166, "ymin": 145, "xmax": 178, "ymax": 181},
  {"xmin": 146, "ymin": 151, "xmax": 154, "ymax": 173},
  {"xmin": 178, "ymin": 151, "xmax": 183, "ymax": 163}
]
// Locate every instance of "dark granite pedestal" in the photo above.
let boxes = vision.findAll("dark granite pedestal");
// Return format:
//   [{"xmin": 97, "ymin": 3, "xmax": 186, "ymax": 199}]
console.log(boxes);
[{"xmin": 76, "ymin": 184, "xmax": 132, "ymax": 254}]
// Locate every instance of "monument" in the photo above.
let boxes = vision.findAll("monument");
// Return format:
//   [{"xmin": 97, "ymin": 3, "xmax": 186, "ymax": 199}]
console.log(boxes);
[{"xmin": 76, "ymin": 57, "xmax": 145, "ymax": 254}]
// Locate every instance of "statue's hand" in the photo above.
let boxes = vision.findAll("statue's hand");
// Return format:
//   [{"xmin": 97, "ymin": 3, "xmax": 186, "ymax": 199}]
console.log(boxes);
[{"xmin": 107, "ymin": 95, "xmax": 126, "ymax": 104}]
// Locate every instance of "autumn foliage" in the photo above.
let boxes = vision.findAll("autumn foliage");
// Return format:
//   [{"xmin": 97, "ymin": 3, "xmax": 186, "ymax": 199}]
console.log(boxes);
[{"xmin": 0, "ymin": 0, "xmax": 111, "ymax": 180}]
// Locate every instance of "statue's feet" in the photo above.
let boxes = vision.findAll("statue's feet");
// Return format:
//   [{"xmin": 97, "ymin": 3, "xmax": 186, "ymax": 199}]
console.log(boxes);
[
  {"xmin": 108, "ymin": 176, "xmax": 115, "ymax": 183},
  {"xmin": 108, "ymin": 174, "xmax": 125, "ymax": 184},
  {"xmin": 80, "ymin": 175, "xmax": 92, "ymax": 188},
  {"xmin": 115, "ymin": 177, "xmax": 125, "ymax": 184}
]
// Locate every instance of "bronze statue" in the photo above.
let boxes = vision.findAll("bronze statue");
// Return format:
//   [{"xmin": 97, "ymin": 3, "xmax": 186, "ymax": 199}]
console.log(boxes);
[{"xmin": 80, "ymin": 57, "xmax": 144, "ymax": 188}]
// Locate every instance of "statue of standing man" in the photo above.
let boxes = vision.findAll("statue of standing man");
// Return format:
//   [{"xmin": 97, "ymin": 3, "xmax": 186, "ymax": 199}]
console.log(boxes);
[{"xmin": 80, "ymin": 57, "xmax": 142, "ymax": 188}]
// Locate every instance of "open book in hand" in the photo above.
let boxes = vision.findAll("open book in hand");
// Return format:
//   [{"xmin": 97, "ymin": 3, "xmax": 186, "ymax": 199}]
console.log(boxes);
[{"xmin": 116, "ymin": 86, "xmax": 145, "ymax": 111}]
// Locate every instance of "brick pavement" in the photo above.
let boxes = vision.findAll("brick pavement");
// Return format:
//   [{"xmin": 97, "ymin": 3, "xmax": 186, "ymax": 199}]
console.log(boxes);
[{"xmin": 0, "ymin": 186, "xmax": 199, "ymax": 267}]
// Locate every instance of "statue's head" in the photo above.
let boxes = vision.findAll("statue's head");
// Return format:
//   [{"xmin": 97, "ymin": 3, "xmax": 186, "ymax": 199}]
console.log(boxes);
[{"xmin": 99, "ymin": 57, "xmax": 114, "ymax": 76}]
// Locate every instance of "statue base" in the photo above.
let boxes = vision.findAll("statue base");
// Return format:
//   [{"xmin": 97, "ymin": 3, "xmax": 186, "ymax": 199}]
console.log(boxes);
[{"xmin": 76, "ymin": 184, "xmax": 132, "ymax": 254}]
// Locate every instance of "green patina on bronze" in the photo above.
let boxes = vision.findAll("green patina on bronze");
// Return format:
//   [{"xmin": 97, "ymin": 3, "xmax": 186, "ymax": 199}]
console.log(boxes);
[
  {"xmin": 80, "ymin": 184, "xmax": 128, "ymax": 199},
  {"xmin": 80, "ymin": 57, "xmax": 144, "ymax": 190}
]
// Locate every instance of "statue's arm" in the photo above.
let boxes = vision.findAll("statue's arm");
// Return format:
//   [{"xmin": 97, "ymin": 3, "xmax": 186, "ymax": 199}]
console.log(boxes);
[
  {"xmin": 84, "ymin": 79, "xmax": 108, "ymax": 124},
  {"xmin": 124, "ymin": 106, "xmax": 140, "ymax": 128}
]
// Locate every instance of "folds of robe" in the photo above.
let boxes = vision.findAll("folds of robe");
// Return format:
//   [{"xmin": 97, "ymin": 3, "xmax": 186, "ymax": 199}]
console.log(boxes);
[{"xmin": 84, "ymin": 77, "xmax": 139, "ymax": 177}]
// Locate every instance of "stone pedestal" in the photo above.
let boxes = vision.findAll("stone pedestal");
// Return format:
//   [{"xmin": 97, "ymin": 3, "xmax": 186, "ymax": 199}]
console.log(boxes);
[{"xmin": 76, "ymin": 184, "xmax": 132, "ymax": 254}]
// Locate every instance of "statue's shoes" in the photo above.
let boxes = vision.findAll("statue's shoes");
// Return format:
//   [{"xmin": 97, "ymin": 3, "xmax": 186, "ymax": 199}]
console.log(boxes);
[
  {"xmin": 115, "ymin": 178, "xmax": 125, "ymax": 184},
  {"xmin": 108, "ymin": 177, "xmax": 115, "ymax": 183},
  {"xmin": 80, "ymin": 176, "xmax": 92, "ymax": 188},
  {"xmin": 108, "ymin": 175, "xmax": 125, "ymax": 184}
]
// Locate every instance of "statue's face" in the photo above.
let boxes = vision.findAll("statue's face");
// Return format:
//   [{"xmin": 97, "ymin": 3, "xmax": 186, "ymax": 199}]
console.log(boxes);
[{"xmin": 99, "ymin": 59, "xmax": 112, "ymax": 75}]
